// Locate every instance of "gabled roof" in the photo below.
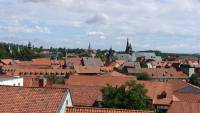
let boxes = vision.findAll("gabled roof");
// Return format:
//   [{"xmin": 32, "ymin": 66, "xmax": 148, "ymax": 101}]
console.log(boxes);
[
  {"xmin": 167, "ymin": 101, "xmax": 200, "ymax": 113},
  {"xmin": 82, "ymin": 57, "xmax": 103, "ymax": 67},
  {"xmin": 0, "ymin": 59, "xmax": 13, "ymax": 65},
  {"xmin": 66, "ymin": 57, "xmax": 81, "ymax": 66},
  {"xmin": 67, "ymin": 85, "xmax": 102, "ymax": 106},
  {"xmin": 168, "ymin": 80, "xmax": 189, "ymax": 92},
  {"xmin": 67, "ymin": 107, "xmax": 154, "ymax": 113},
  {"xmin": 173, "ymin": 92, "xmax": 200, "ymax": 103},
  {"xmin": 175, "ymin": 84, "xmax": 200, "ymax": 93},
  {"xmin": 138, "ymin": 81, "xmax": 173, "ymax": 105},
  {"xmin": 0, "ymin": 86, "xmax": 68, "ymax": 113}
]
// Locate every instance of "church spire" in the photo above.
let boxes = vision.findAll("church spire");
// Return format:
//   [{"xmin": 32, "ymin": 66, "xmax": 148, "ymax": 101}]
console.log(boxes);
[
  {"xmin": 125, "ymin": 38, "xmax": 129, "ymax": 53},
  {"xmin": 88, "ymin": 42, "xmax": 91, "ymax": 50},
  {"xmin": 125, "ymin": 38, "xmax": 133, "ymax": 55}
]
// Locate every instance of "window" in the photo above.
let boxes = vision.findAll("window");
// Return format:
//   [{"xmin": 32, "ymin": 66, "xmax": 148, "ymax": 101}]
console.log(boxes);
[{"xmin": 18, "ymin": 83, "xmax": 20, "ymax": 86}]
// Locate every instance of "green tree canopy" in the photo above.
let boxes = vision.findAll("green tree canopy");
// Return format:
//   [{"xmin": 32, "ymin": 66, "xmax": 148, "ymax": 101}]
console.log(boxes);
[
  {"xmin": 189, "ymin": 74, "xmax": 200, "ymax": 87},
  {"xmin": 135, "ymin": 73, "xmax": 152, "ymax": 80},
  {"xmin": 101, "ymin": 80, "xmax": 151, "ymax": 110}
]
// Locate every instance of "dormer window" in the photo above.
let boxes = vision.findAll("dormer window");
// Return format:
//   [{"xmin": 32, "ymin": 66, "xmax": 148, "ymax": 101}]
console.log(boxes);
[{"xmin": 157, "ymin": 91, "xmax": 167, "ymax": 99}]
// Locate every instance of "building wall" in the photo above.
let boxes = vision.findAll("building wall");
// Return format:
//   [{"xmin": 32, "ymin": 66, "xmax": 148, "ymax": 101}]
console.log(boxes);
[
  {"xmin": 0, "ymin": 77, "xmax": 23, "ymax": 86},
  {"xmin": 57, "ymin": 91, "xmax": 73, "ymax": 113}
]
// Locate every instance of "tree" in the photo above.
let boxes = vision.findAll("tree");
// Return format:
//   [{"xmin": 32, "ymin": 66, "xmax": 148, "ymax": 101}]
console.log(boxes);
[
  {"xmin": 189, "ymin": 74, "xmax": 200, "ymax": 87},
  {"xmin": 47, "ymin": 74, "xmax": 65, "ymax": 84},
  {"xmin": 136, "ymin": 73, "xmax": 152, "ymax": 80},
  {"xmin": 101, "ymin": 80, "xmax": 151, "ymax": 110},
  {"xmin": 140, "ymin": 62, "xmax": 148, "ymax": 68}
]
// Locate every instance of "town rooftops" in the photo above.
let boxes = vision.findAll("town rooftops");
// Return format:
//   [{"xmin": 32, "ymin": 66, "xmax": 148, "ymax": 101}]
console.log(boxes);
[
  {"xmin": 138, "ymin": 81, "xmax": 173, "ymax": 105},
  {"xmin": 74, "ymin": 65, "xmax": 100, "ymax": 74},
  {"xmin": 31, "ymin": 58, "xmax": 51, "ymax": 66},
  {"xmin": 167, "ymin": 101, "xmax": 200, "ymax": 113},
  {"xmin": 67, "ymin": 107, "xmax": 154, "ymax": 113},
  {"xmin": 67, "ymin": 85, "xmax": 102, "ymax": 106},
  {"xmin": 142, "ymin": 68, "xmax": 188, "ymax": 79},
  {"xmin": 82, "ymin": 57, "xmax": 103, "ymax": 67},
  {"xmin": 0, "ymin": 85, "xmax": 69, "ymax": 113},
  {"xmin": 0, "ymin": 59, "xmax": 13, "ymax": 65},
  {"xmin": 173, "ymin": 92, "xmax": 200, "ymax": 103},
  {"xmin": 66, "ymin": 75, "xmax": 136, "ymax": 87}
]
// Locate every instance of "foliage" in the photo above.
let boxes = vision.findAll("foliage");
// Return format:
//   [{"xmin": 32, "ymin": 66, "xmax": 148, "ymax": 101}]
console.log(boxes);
[
  {"xmin": 135, "ymin": 73, "xmax": 152, "ymax": 80},
  {"xmin": 140, "ymin": 62, "xmax": 148, "ymax": 68},
  {"xmin": 95, "ymin": 49, "xmax": 107, "ymax": 61},
  {"xmin": 0, "ymin": 42, "xmax": 46, "ymax": 60},
  {"xmin": 188, "ymin": 74, "xmax": 200, "ymax": 87},
  {"xmin": 101, "ymin": 80, "xmax": 152, "ymax": 110},
  {"xmin": 113, "ymin": 67, "xmax": 128, "ymax": 74},
  {"xmin": 47, "ymin": 74, "xmax": 65, "ymax": 84}
]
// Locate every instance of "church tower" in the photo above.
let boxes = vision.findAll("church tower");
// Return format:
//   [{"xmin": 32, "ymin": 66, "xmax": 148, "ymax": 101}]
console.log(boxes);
[{"xmin": 125, "ymin": 38, "xmax": 133, "ymax": 55}]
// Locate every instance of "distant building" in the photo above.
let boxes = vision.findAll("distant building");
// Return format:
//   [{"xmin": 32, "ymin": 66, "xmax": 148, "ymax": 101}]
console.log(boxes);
[
  {"xmin": 135, "ymin": 52, "xmax": 162, "ymax": 61},
  {"xmin": 0, "ymin": 75, "xmax": 23, "ymax": 86},
  {"xmin": 81, "ymin": 57, "xmax": 103, "ymax": 67},
  {"xmin": 114, "ymin": 38, "xmax": 136, "ymax": 62},
  {"xmin": 179, "ymin": 64, "xmax": 195, "ymax": 77},
  {"xmin": 115, "ymin": 53, "xmax": 136, "ymax": 62}
]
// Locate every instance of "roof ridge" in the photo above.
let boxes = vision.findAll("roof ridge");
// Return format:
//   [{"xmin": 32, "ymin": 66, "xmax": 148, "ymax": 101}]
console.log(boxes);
[
  {"xmin": 67, "ymin": 107, "xmax": 154, "ymax": 112},
  {"xmin": 0, "ymin": 85, "xmax": 68, "ymax": 90}
]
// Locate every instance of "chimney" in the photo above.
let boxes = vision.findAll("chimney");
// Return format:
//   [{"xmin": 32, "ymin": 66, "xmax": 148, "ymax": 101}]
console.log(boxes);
[{"xmin": 39, "ymin": 78, "xmax": 47, "ymax": 87}]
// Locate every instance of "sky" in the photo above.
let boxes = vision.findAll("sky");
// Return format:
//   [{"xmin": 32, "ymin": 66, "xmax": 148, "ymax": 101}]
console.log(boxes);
[{"xmin": 0, "ymin": 0, "xmax": 200, "ymax": 53}]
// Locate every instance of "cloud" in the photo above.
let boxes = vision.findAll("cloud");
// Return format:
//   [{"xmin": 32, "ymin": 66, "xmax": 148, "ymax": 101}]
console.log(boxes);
[
  {"xmin": 0, "ymin": 25, "xmax": 50, "ymax": 33},
  {"xmin": 1, "ymin": 0, "xmax": 200, "ymax": 53},
  {"xmin": 87, "ymin": 31, "xmax": 106, "ymax": 39},
  {"xmin": 85, "ymin": 13, "xmax": 109, "ymax": 25}
]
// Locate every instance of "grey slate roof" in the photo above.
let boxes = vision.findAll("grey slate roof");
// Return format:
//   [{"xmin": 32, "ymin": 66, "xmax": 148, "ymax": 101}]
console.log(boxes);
[
  {"xmin": 115, "ymin": 53, "xmax": 136, "ymax": 62},
  {"xmin": 82, "ymin": 57, "xmax": 103, "ymax": 67},
  {"xmin": 176, "ymin": 85, "xmax": 200, "ymax": 93}
]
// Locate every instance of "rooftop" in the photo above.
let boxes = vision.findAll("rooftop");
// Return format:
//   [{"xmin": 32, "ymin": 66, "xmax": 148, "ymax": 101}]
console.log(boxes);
[
  {"xmin": 67, "ymin": 107, "xmax": 154, "ymax": 113},
  {"xmin": 0, "ymin": 85, "xmax": 68, "ymax": 113},
  {"xmin": 167, "ymin": 101, "xmax": 200, "ymax": 113}
]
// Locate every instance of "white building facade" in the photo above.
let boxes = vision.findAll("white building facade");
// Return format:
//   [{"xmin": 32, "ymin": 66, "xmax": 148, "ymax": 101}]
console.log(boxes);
[{"xmin": 0, "ymin": 76, "xmax": 23, "ymax": 86}]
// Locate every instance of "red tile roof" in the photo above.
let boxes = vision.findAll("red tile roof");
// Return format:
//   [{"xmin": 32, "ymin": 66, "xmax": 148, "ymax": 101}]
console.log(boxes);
[
  {"xmin": 167, "ymin": 101, "xmax": 200, "ymax": 113},
  {"xmin": 66, "ymin": 75, "xmax": 136, "ymax": 87},
  {"xmin": 0, "ymin": 86, "xmax": 68, "ymax": 113},
  {"xmin": 68, "ymin": 85, "xmax": 102, "ymax": 106},
  {"xmin": 74, "ymin": 66, "xmax": 100, "ymax": 74},
  {"xmin": 173, "ymin": 92, "xmax": 200, "ymax": 103},
  {"xmin": 142, "ymin": 68, "xmax": 187, "ymax": 79},
  {"xmin": 138, "ymin": 81, "xmax": 173, "ymax": 105},
  {"xmin": 0, "ymin": 59, "xmax": 13, "ymax": 65},
  {"xmin": 67, "ymin": 107, "xmax": 154, "ymax": 113},
  {"xmin": 102, "ymin": 71, "xmax": 135, "ymax": 77},
  {"xmin": 66, "ymin": 75, "xmax": 172, "ymax": 106},
  {"xmin": 31, "ymin": 58, "xmax": 51, "ymax": 66}
]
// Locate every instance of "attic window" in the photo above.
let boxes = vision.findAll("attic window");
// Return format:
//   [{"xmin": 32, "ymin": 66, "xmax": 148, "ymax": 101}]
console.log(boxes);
[{"xmin": 157, "ymin": 91, "xmax": 167, "ymax": 99}]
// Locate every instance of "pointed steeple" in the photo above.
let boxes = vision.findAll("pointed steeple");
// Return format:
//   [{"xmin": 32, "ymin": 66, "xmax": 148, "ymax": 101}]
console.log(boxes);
[
  {"xmin": 125, "ymin": 38, "xmax": 129, "ymax": 53},
  {"xmin": 88, "ymin": 42, "xmax": 91, "ymax": 50}
]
